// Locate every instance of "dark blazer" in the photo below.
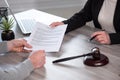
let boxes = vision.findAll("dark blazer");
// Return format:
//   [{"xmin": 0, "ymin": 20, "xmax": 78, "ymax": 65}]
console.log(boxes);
[{"xmin": 63, "ymin": 0, "xmax": 120, "ymax": 44}]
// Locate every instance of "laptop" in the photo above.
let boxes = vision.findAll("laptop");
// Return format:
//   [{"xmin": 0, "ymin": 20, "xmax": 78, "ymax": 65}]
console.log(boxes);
[
  {"xmin": 14, "ymin": 18, "xmax": 36, "ymax": 34},
  {"xmin": 5, "ymin": 0, "xmax": 36, "ymax": 34}
]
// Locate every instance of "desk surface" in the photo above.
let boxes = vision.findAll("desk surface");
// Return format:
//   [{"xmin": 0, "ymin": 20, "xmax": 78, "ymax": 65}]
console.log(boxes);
[{"xmin": 0, "ymin": 9, "xmax": 120, "ymax": 80}]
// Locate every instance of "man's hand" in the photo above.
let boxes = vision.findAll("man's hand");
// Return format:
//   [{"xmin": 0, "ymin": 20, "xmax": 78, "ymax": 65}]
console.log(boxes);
[
  {"xmin": 7, "ymin": 39, "xmax": 32, "ymax": 52},
  {"xmin": 29, "ymin": 50, "xmax": 46, "ymax": 69},
  {"xmin": 91, "ymin": 31, "xmax": 111, "ymax": 44}
]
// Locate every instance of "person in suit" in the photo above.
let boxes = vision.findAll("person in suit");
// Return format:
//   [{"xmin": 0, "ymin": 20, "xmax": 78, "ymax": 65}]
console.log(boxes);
[
  {"xmin": 50, "ymin": 0, "xmax": 120, "ymax": 45},
  {"xmin": 0, "ymin": 39, "xmax": 45, "ymax": 80}
]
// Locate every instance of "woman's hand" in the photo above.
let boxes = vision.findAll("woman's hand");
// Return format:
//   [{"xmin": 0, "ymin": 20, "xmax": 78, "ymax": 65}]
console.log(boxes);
[
  {"xmin": 50, "ymin": 22, "xmax": 64, "ymax": 28},
  {"xmin": 91, "ymin": 31, "xmax": 111, "ymax": 44}
]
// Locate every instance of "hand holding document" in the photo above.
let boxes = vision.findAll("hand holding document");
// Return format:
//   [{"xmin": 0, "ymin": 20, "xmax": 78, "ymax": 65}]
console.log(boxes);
[{"xmin": 27, "ymin": 22, "xmax": 67, "ymax": 52}]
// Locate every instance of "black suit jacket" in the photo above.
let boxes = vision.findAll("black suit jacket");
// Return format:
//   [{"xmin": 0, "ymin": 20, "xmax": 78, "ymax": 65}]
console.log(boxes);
[{"xmin": 63, "ymin": 0, "xmax": 120, "ymax": 44}]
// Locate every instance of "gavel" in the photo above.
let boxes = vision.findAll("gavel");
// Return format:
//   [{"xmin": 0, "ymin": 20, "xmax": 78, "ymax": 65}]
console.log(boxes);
[{"xmin": 53, "ymin": 47, "xmax": 109, "ymax": 67}]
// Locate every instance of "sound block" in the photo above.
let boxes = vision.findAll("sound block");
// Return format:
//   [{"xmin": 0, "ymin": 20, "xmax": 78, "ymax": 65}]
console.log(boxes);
[{"xmin": 83, "ymin": 54, "xmax": 109, "ymax": 67}]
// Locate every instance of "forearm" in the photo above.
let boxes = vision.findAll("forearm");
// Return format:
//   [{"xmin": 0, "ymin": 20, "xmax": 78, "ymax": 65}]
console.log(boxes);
[
  {"xmin": 63, "ymin": 18, "xmax": 85, "ymax": 34},
  {"xmin": 0, "ymin": 59, "xmax": 34, "ymax": 80},
  {"xmin": 62, "ymin": 9, "xmax": 91, "ymax": 34},
  {"xmin": 62, "ymin": 0, "xmax": 93, "ymax": 34}
]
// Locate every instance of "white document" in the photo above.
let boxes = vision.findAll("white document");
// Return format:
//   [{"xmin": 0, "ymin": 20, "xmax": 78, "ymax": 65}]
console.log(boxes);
[{"xmin": 27, "ymin": 22, "xmax": 67, "ymax": 52}]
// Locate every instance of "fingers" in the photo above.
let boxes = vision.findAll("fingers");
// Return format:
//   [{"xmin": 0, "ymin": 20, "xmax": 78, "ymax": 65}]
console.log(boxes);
[
  {"xmin": 50, "ymin": 22, "xmax": 64, "ymax": 28},
  {"xmin": 21, "ymin": 39, "xmax": 32, "ymax": 48},
  {"xmin": 91, "ymin": 31, "xmax": 110, "ymax": 44},
  {"xmin": 22, "ymin": 49, "xmax": 32, "ymax": 53},
  {"xmin": 7, "ymin": 39, "xmax": 32, "ymax": 52},
  {"xmin": 36, "ymin": 53, "xmax": 46, "ymax": 68},
  {"xmin": 11, "ymin": 47, "xmax": 32, "ymax": 53},
  {"xmin": 95, "ymin": 35, "xmax": 106, "ymax": 44},
  {"xmin": 29, "ymin": 50, "xmax": 46, "ymax": 69},
  {"xmin": 91, "ymin": 31, "xmax": 103, "ymax": 37}
]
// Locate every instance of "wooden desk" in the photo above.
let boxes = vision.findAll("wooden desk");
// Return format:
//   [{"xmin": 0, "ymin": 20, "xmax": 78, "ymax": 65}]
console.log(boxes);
[{"xmin": 0, "ymin": 9, "xmax": 120, "ymax": 80}]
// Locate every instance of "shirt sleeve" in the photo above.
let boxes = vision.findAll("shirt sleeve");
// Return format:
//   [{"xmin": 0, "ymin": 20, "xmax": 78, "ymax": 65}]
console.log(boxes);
[
  {"xmin": 0, "ymin": 59, "xmax": 34, "ymax": 80},
  {"xmin": 0, "ymin": 41, "xmax": 9, "ymax": 54}
]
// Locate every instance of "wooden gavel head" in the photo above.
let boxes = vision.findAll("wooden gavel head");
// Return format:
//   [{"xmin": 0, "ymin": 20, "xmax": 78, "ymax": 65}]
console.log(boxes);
[
  {"xmin": 91, "ymin": 47, "xmax": 101, "ymax": 60},
  {"xmin": 84, "ymin": 47, "xmax": 109, "ymax": 67}
]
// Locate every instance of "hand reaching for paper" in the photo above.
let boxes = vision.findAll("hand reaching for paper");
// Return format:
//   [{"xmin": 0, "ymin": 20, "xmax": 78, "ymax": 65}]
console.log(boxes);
[{"xmin": 50, "ymin": 22, "xmax": 64, "ymax": 28}]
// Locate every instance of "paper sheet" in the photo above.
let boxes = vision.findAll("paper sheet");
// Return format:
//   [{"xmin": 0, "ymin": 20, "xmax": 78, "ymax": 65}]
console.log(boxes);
[{"xmin": 27, "ymin": 22, "xmax": 67, "ymax": 52}]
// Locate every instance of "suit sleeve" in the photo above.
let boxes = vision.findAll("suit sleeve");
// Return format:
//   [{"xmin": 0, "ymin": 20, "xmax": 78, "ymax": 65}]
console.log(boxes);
[
  {"xmin": 109, "ymin": 33, "xmax": 120, "ymax": 44},
  {"xmin": 0, "ymin": 59, "xmax": 34, "ymax": 80},
  {"xmin": 0, "ymin": 41, "xmax": 34, "ymax": 80},
  {"xmin": 63, "ymin": 0, "xmax": 93, "ymax": 33},
  {"xmin": 0, "ymin": 41, "xmax": 9, "ymax": 54}
]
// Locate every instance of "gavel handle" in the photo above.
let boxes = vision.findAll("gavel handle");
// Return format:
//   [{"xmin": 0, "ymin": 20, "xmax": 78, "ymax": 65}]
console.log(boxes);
[{"xmin": 52, "ymin": 53, "xmax": 92, "ymax": 63}]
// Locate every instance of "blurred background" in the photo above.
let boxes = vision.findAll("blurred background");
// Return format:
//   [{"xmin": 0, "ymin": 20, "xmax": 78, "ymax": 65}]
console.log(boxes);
[{"xmin": 0, "ymin": 0, "xmax": 87, "ymax": 19}]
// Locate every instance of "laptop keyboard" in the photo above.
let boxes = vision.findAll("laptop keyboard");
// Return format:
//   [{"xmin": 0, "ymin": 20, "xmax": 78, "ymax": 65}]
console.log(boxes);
[{"xmin": 20, "ymin": 19, "xmax": 36, "ymax": 33}]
